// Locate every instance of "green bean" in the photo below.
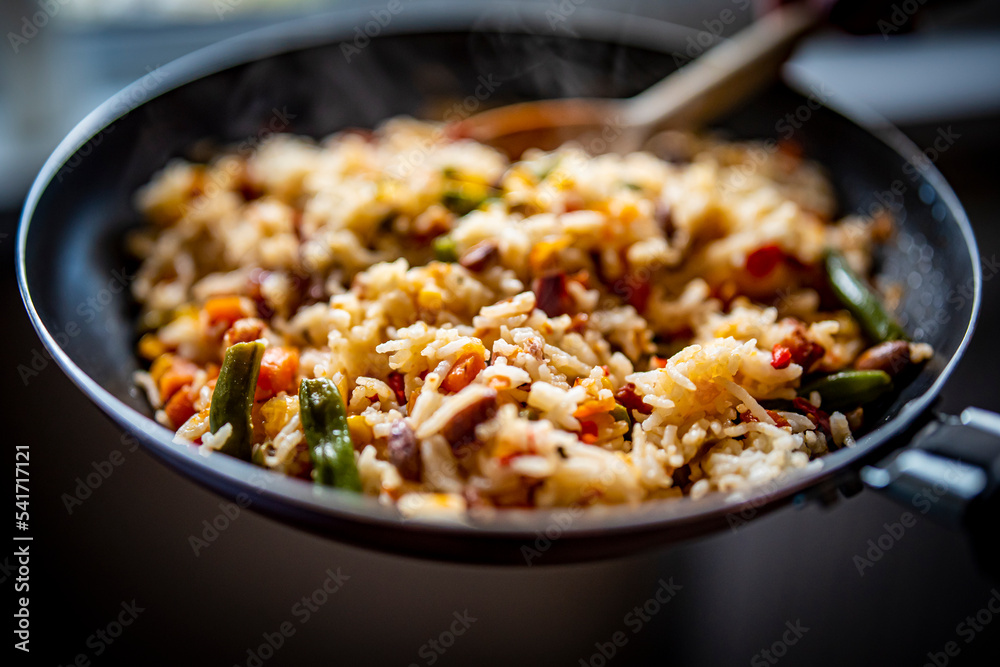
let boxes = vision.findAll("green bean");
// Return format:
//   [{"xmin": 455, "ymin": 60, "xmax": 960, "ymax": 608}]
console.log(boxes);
[
  {"xmin": 825, "ymin": 250, "xmax": 908, "ymax": 342},
  {"xmin": 433, "ymin": 235, "xmax": 459, "ymax": 263},
  {"xmin": 800, "ymin": 370, "xmax": 893, "ymax": 411},
  {"xmin": 209, "ymin": 341, "xmax": 265, "ymax": 461},
  {"xmin": 298, "ymin": 377, "xmax": 362, "ymax": 492}
]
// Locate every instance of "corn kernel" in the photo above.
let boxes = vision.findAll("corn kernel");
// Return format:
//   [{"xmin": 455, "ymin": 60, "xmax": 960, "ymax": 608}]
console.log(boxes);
[{"xmin": 347, "ymin": 415, "xmax": 373, "ymax": 446}]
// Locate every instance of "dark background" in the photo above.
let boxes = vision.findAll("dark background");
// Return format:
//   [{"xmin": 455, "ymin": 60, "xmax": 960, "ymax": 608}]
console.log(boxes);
[{"xmin": 4, "ymin": 1, "xmax": 1000, "ymax": 665}]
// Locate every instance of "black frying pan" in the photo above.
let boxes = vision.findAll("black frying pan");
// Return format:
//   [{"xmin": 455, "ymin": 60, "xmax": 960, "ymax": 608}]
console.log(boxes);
[{"xmin": 16, "ymin": 4, "xmax": 1000, "ymax": 566}]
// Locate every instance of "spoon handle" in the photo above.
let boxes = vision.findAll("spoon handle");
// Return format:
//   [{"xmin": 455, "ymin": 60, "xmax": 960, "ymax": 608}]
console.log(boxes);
[{"xmin": 625, "ymin": 3, "xmax": 824, "ymax": 134}]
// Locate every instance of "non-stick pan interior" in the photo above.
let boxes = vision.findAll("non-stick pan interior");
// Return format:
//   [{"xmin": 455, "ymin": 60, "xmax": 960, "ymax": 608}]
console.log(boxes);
[{"xmin": 19, "ymin": 11, "xmax": 978, "ymax": 562}]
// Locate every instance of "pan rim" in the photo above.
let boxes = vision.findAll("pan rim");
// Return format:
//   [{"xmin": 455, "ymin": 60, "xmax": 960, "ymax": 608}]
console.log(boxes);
[{"xmin": 15, "ymin": 2, "xmax": 982, "ymax": 546}]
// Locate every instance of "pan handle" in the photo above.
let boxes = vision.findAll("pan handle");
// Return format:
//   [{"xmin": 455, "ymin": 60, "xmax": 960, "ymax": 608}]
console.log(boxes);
[{"xmin": 861, "ymin": 408, "xmax": 1000, "ymax": 576}]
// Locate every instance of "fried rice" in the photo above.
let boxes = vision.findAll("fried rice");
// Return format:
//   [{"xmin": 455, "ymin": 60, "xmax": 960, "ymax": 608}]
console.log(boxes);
[{"xmin": 129, "ymin": 118, "xmax": 932, "ymax": 516}]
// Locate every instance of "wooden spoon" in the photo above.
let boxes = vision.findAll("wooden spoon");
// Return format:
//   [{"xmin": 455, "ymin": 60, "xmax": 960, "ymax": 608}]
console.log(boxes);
[{"xmin": 450, "ymin": 4, "xmax": 823, "ymax": 158}]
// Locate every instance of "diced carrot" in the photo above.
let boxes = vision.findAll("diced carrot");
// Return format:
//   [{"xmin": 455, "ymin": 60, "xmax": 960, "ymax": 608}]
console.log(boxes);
[
  {"xmin": 157, "ymin": 356, "xmax": 199, "ymax": 403},
  {"xmin": 573, "ymin": 396, "xmax": 616, "ymax": 419},
  {"xmin": 149, "ymin": 353, "xmax": 175, "ymax": 385},
  {"xmin": 441, "ymin": 352, "xmax": 486, "ymax": 393},
  {"xmin": 255, "ymin": 346, "xmax": 299, "ymax": 401},
  {"xmin": 164, "ymin": 387, "xmax": 197, "ymax": 427},
  {"xmin": 223, "ymin": 317, "xmax": 265, "ymax": 348},
  {"xmin": 205, "ymin": 295, "xmax": 250, "ymax": 326},
  {"xmin": 651, "ymin": 356, "xmax": 669, "ymax": 369}
]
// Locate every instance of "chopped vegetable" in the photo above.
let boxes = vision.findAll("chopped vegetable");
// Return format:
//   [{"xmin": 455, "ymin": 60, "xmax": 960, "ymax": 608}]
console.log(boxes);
[
  {"xmin": 205, "ymin": 295, "xmax": 250, "ymax": 326},
  {"xmin": 623, "ymin": 273, "xmax": 651, "ymax": 314},
  {"xmin": 739, "ymin": 408, "xmax": 789, "ymax": 428},
  {"xmin": 614, "ymin": 383, "xmax": 651, "ymax": 415},
  {"xmin": 223, "ymin": 317, "xmax": 265, "ymax": 349},
  {"xmin": 387, "ymin": 371, "xmax": 407, "ymax": 406},
  {"xmin": 777, "ymin": 322, "xmax": 825, "ymax": 371},
  {"xmin": 442, "ymin": 181, "xmax": 493, "ymax": 215},
  {"xmin": 745, "ymin": 244, "xmax": 785, "ymax": 278},
  {"xmin": 157, "ymin": 357, "xmax": 198, "ymax": 403},
  {"xmin": 792, "ymin": 397, "xmax": 831, "ymax": 435},
  {"xmin": 255, "ymin": 346, "xmax": 299, "ymax": 401},
  {"xmin": 347, "ymin": 415, "xmax": 373, "ymax": 447},
  {"xmin": 433, "ymin": 235, "xmax": 459, "ymax": 263},
  {"xmin": 573, "ymin": 396, "xmax": 616, "ymax": 419},
  {"xmin": 298, "ymin": 377, "xmax": 362, "ymax": 492},
  {"xmin": 825, "ymin": 250, "xmax": 908, "ymax": 342},
  {"xmin": 611, "ymin": 402, "xmax": 631, "ymax": 427},
  {"xmin": 770, "ymin": 344, "xmax": 792, "ymax": 369},
  {"xmin": 800, "ymin": 369, "xmax": 893, "ymax": 411},
  {"xmin": 441, "ymin": 352, "xmax": 487, "ymax": 393},
  {"xmin": 209, "ymin": 341, "xmax": 265, "ymax": 460},
  {"xmin": 164, "ymin": 387, "xmax": 197, "ymax": 427},
  {"xmin": 138, "ymin": 333, "xmax": 166, "ymax": 360}
]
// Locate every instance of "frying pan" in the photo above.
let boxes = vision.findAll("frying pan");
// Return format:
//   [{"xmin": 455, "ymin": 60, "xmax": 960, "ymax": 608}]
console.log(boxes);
[{"xmin": 16, "ymin": 3, "xmax": 1000, "ymax": 566}]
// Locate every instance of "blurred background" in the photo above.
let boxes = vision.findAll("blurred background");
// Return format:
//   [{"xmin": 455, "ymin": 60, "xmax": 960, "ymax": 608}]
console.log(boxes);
[{"xmin": 3, "ymin": 1, "xmax": 1000, "ymax": 665}]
